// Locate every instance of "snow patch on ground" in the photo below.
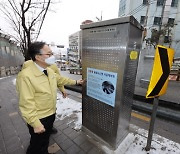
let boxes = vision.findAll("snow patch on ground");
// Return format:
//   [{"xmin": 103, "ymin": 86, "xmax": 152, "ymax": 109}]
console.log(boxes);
[
  {"xmin": 56, "ymin": 93, "xmax": 82, "ymax": 130},
  {"xmin": 0, "ymin": 76, "xmax": 11, "ymax": 80},
  {"xmin": 125, "ymin": 133, "xmax": 179, "ymax": 154}
]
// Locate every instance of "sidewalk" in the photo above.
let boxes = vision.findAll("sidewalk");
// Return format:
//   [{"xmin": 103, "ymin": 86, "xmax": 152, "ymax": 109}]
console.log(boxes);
[{"xmin": 0, "ymin": 75, "xmax": 179, "ymax": 154}]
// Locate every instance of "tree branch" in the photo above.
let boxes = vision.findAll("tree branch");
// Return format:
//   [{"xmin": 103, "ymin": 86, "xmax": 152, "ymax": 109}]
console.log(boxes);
[
  {"xmin": 24, "ymin": 0, "xmax": 32, "ymax": 13},
  {"xmin": 7, "ymin": 0, "xmax": 21, "ymax": 17},
  {"xmin": 35, "ymin": 0, "xmax": 51, "ymax": 40}
]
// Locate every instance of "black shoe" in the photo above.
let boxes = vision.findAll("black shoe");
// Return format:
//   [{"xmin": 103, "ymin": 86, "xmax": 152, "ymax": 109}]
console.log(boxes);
[{"xmin": 50, "ymin": 127, "xmax": 58, "ymax": 134}]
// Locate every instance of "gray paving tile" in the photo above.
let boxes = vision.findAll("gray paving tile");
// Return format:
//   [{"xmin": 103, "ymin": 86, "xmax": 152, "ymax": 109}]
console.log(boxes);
[
  {"xmin": 53, "ymin": 133, "xmax": 68, "ymax": 145},
  {"xmin": 63, "ymin": 127, "xmax": 73, "ymax": 136},
  {"xmin": 57, "ymin": 123, "xmax": 69, "ymax": 131},
  {"xmin": 66, "ymin": 144, "xmax": 81, "ymax": 154},
  {"xmin": 73, "ymin": 134, "xmax": 87, "ymax": 146},
  {"xmin": 0, "ymin": 107, "xmax": 7, "ymax": 116},
  {"xmin": 0, "ymin": 138, "xmax": 7, "ymax": 154},
  {"xmin": 2, "ymin": 131, "xmax": 17, "ymax": 142},
  {"xmin": 88, "ymin": 147, "xmax": 104, "ymax": 154},
  {"xmin": 0, "ymin": 119, "xmax": 13, "ymax": 131},
  {"xmin": 11, "ymin": 116, "xmax": 25, "ymax": 126},
  {"xmin": 54, "ymin": 119, "xmax": 65, "ymax": 127},
  {"xmin": 0, "ymin": 148, "xmax": 7, "ymax": 154},
  {"xmin": 55, "ymin": 148, "xmax": 66, "ymax": 154},
  {"xmin": 51, "ymin": 128, "xmax": 62, "ymax": 137},
  {"xmin": 21, "ymin": 140, "xmax": 29, "ymax": 151},
  {"xmin": 80, "ymin": 141, "xmax": 94, "ymax": 152},
  {"xmin": 77, "ymin": 150, "xmax": 86, "ymax": 154},
  {"xmin": 6, "ymin": 105, "xmax": 17, "ymax": 114},
  {"xmin": 59, "ymin": 138, "xmax": 74, "ymax": 151},
  {"xmin": 67, "ymin": 130, "xmax": 80, "ymax": 140},
  {"xmin": 49, "ymin": 137, "xmax": 56, "ymax": 145},
  {"xmin": 19, "ymin": 133, "xmax": 30, "ymax": 145},
  {"xmin": 8, "ymin": 147, "xmax": 25, "ymax": 154},
  {"xmin": 5, "ymin": 136, "xmax": 22, "ymax": 153}
]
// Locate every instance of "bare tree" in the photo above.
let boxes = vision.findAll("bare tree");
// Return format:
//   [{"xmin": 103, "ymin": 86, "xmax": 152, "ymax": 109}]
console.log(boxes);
[
  {"xmin": 0, "ymin": 0, "xmax": 59, "ymax": 60},
  {"xmin": 145, "ymin": 23, "xmax": 175, "ymax": 48}
]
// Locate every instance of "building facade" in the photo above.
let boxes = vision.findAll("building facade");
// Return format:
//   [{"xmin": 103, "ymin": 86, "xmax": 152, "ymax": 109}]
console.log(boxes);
[
  {"xmin": 118, "ymin": 0, "xmax": 180, "ymax": 86},
  {"xmin": 119, "ymin": 0, "xmax": 180, "ymax": 57},
  {"xmin": 68, "ymin": 31, "xmax": 82, "ymax": 68},
  {"xmin": 0, "ymin": 32, "xmax": 24, "ymax": 77}
]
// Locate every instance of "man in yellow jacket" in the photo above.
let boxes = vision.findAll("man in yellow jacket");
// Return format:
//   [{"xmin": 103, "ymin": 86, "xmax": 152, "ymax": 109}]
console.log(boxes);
[
  {"xmin": 16, "ymin": 41, "xmax": 83, "ymax": 154},
  {"xmin": 19, "ymin": 60, "xmax": 67, "ymax": 134}
]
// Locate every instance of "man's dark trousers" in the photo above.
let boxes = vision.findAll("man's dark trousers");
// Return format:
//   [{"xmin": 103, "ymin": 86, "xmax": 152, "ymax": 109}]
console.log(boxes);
[{"xmin": 26, "ymin": 114, "xmax": 55, "ymax": 154}]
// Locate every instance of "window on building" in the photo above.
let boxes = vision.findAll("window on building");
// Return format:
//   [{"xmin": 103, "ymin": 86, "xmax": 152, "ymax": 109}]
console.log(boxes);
[
  {"xmin": 119, "ymin": 0, "xmax": 126, "ymax": 16},
  {"xmin": 11, "ymin": 50, "xmax": 14, "ymax": 56},
  {"xmin": 168, "ymin": 18, "xmax": 175, "ymax": 25},
  {"xmin": 171, "ymin": 0, "xmax": 178, "ymax": 7},
  {"xmin": 143, "ymin": 0, "xmax": 148, "ymax": 5},
  {"xmin": 5, "ymin": 46, "xmax": 10, "ymax": 54},
  {"xmin": 153, "ymin": 17, "xmax": 162, "ymax": 25},
  {"xmin": 140, "ymin": 16, "xmax": 146, "ymax": 25},
  {"xmin": 1, "ymin": 46, "xmax": 5, "ymax": 54},
  {"xmin": 157, "ymin": 0, "xmax": 165, "ymax": 6}
]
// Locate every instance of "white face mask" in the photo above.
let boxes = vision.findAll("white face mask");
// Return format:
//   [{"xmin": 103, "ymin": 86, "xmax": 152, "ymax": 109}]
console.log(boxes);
[{"xmin": 45, "ymin": 55, "xmax": 56, "ymax": 65}]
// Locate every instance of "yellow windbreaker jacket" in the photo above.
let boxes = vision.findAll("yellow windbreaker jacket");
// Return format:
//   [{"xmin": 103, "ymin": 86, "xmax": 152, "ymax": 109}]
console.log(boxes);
[
  {"xmin": 16, "ymin": 61, "xmax": 76, "ymax": 128},
  {"xmin": 21, "ymin": 60, "xmax": 65, "ymax": 92}
]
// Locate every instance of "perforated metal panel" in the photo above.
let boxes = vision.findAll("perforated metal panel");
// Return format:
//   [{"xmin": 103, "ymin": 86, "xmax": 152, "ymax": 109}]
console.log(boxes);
[{"xmin": 81, "ymin": 16, "xmax": 143, "ymax": 149}]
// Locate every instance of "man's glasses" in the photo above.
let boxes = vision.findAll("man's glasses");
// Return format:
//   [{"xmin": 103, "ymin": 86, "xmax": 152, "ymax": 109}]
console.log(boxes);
[{"xmin": 38, "ymin": 53, "xmax": 54, "ymax": 57}]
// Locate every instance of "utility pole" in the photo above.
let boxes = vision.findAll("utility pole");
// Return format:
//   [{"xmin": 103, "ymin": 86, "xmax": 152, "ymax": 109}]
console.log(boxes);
[
  {"xmin": 143, "ymin": 0, "xmax": 150, "ymax": 40},
  {"xmin": 158, "ymin": 0, "xmax": 172, "ymax": 45},
  {"xmin": 169, "ymin": 0, "xmax": 180, "ymax": 47}
]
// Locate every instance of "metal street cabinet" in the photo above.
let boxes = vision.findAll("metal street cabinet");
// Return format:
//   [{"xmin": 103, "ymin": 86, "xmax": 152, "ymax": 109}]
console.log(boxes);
[{"xmin": 80, "ymin": 16, "xmax": 143, "ymax": 149}]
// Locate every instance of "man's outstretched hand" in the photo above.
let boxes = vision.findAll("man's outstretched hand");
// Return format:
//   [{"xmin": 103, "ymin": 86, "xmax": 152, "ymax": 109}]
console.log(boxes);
[
  {"xmin": 61, "ymin": 91, "xmax": 67, "ymax": 98},
  {"xmin": 77, "ymin": 79, "xmax": 84, "ymax": 85}
]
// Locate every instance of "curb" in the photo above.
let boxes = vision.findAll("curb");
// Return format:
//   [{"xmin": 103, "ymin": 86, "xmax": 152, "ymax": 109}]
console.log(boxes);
[
  {"xmin": 133, "ymin": 94, "xmax": 180, "ymax": 110},
  {"xmin": 132, "ymin": 101, "xmax": 180, "ymax": 123}
]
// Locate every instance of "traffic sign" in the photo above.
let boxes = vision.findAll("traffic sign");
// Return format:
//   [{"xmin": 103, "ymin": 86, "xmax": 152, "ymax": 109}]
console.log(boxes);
[{"xmin": 146, "ymin": 45, "xmax": 174, "ymax": 98}]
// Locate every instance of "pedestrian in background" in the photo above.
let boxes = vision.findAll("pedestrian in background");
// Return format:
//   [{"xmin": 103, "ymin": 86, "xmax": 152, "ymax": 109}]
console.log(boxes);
[{"xmin": 16, "ymin": 41, "xmax": 83, "ymax": 154}]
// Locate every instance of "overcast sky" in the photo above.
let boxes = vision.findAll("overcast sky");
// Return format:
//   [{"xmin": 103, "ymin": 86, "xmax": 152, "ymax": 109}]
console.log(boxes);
[
  {"xmin": 0, "ymin": 0, "xmax": 119, "ymax": 50},
  {"xmin": 38, "ymin": 0, "xmax": 120, "ymax": 48}
]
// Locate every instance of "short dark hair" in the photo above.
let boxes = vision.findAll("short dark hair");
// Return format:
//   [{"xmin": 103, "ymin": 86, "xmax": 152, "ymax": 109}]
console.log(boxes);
[{"xmin": 28, "ymin": 41, "xmax": 46, "ymax": 61}]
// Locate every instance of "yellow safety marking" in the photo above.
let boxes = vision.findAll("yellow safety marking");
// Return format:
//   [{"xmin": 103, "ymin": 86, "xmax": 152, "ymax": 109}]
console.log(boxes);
[{"xmin": 131, "ymin": 112, "xmax": 150, "ymax": 122}]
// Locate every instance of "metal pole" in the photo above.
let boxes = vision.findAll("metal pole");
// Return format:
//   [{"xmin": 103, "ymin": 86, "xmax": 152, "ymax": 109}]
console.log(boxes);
[
  {"xmin": 144, "ymin": 0, "xmax": 150, "ymax": 28},
  {"xmin": 142, "ymin": 0, "xmax": 150, "ymax": 40},
  {"xmin": 158, "ymin": 0, "xmax": 167, "ymax": 45},
  {"xmin": 145, "ymin": 97, "xmax": 159, "ymax": 151}
]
